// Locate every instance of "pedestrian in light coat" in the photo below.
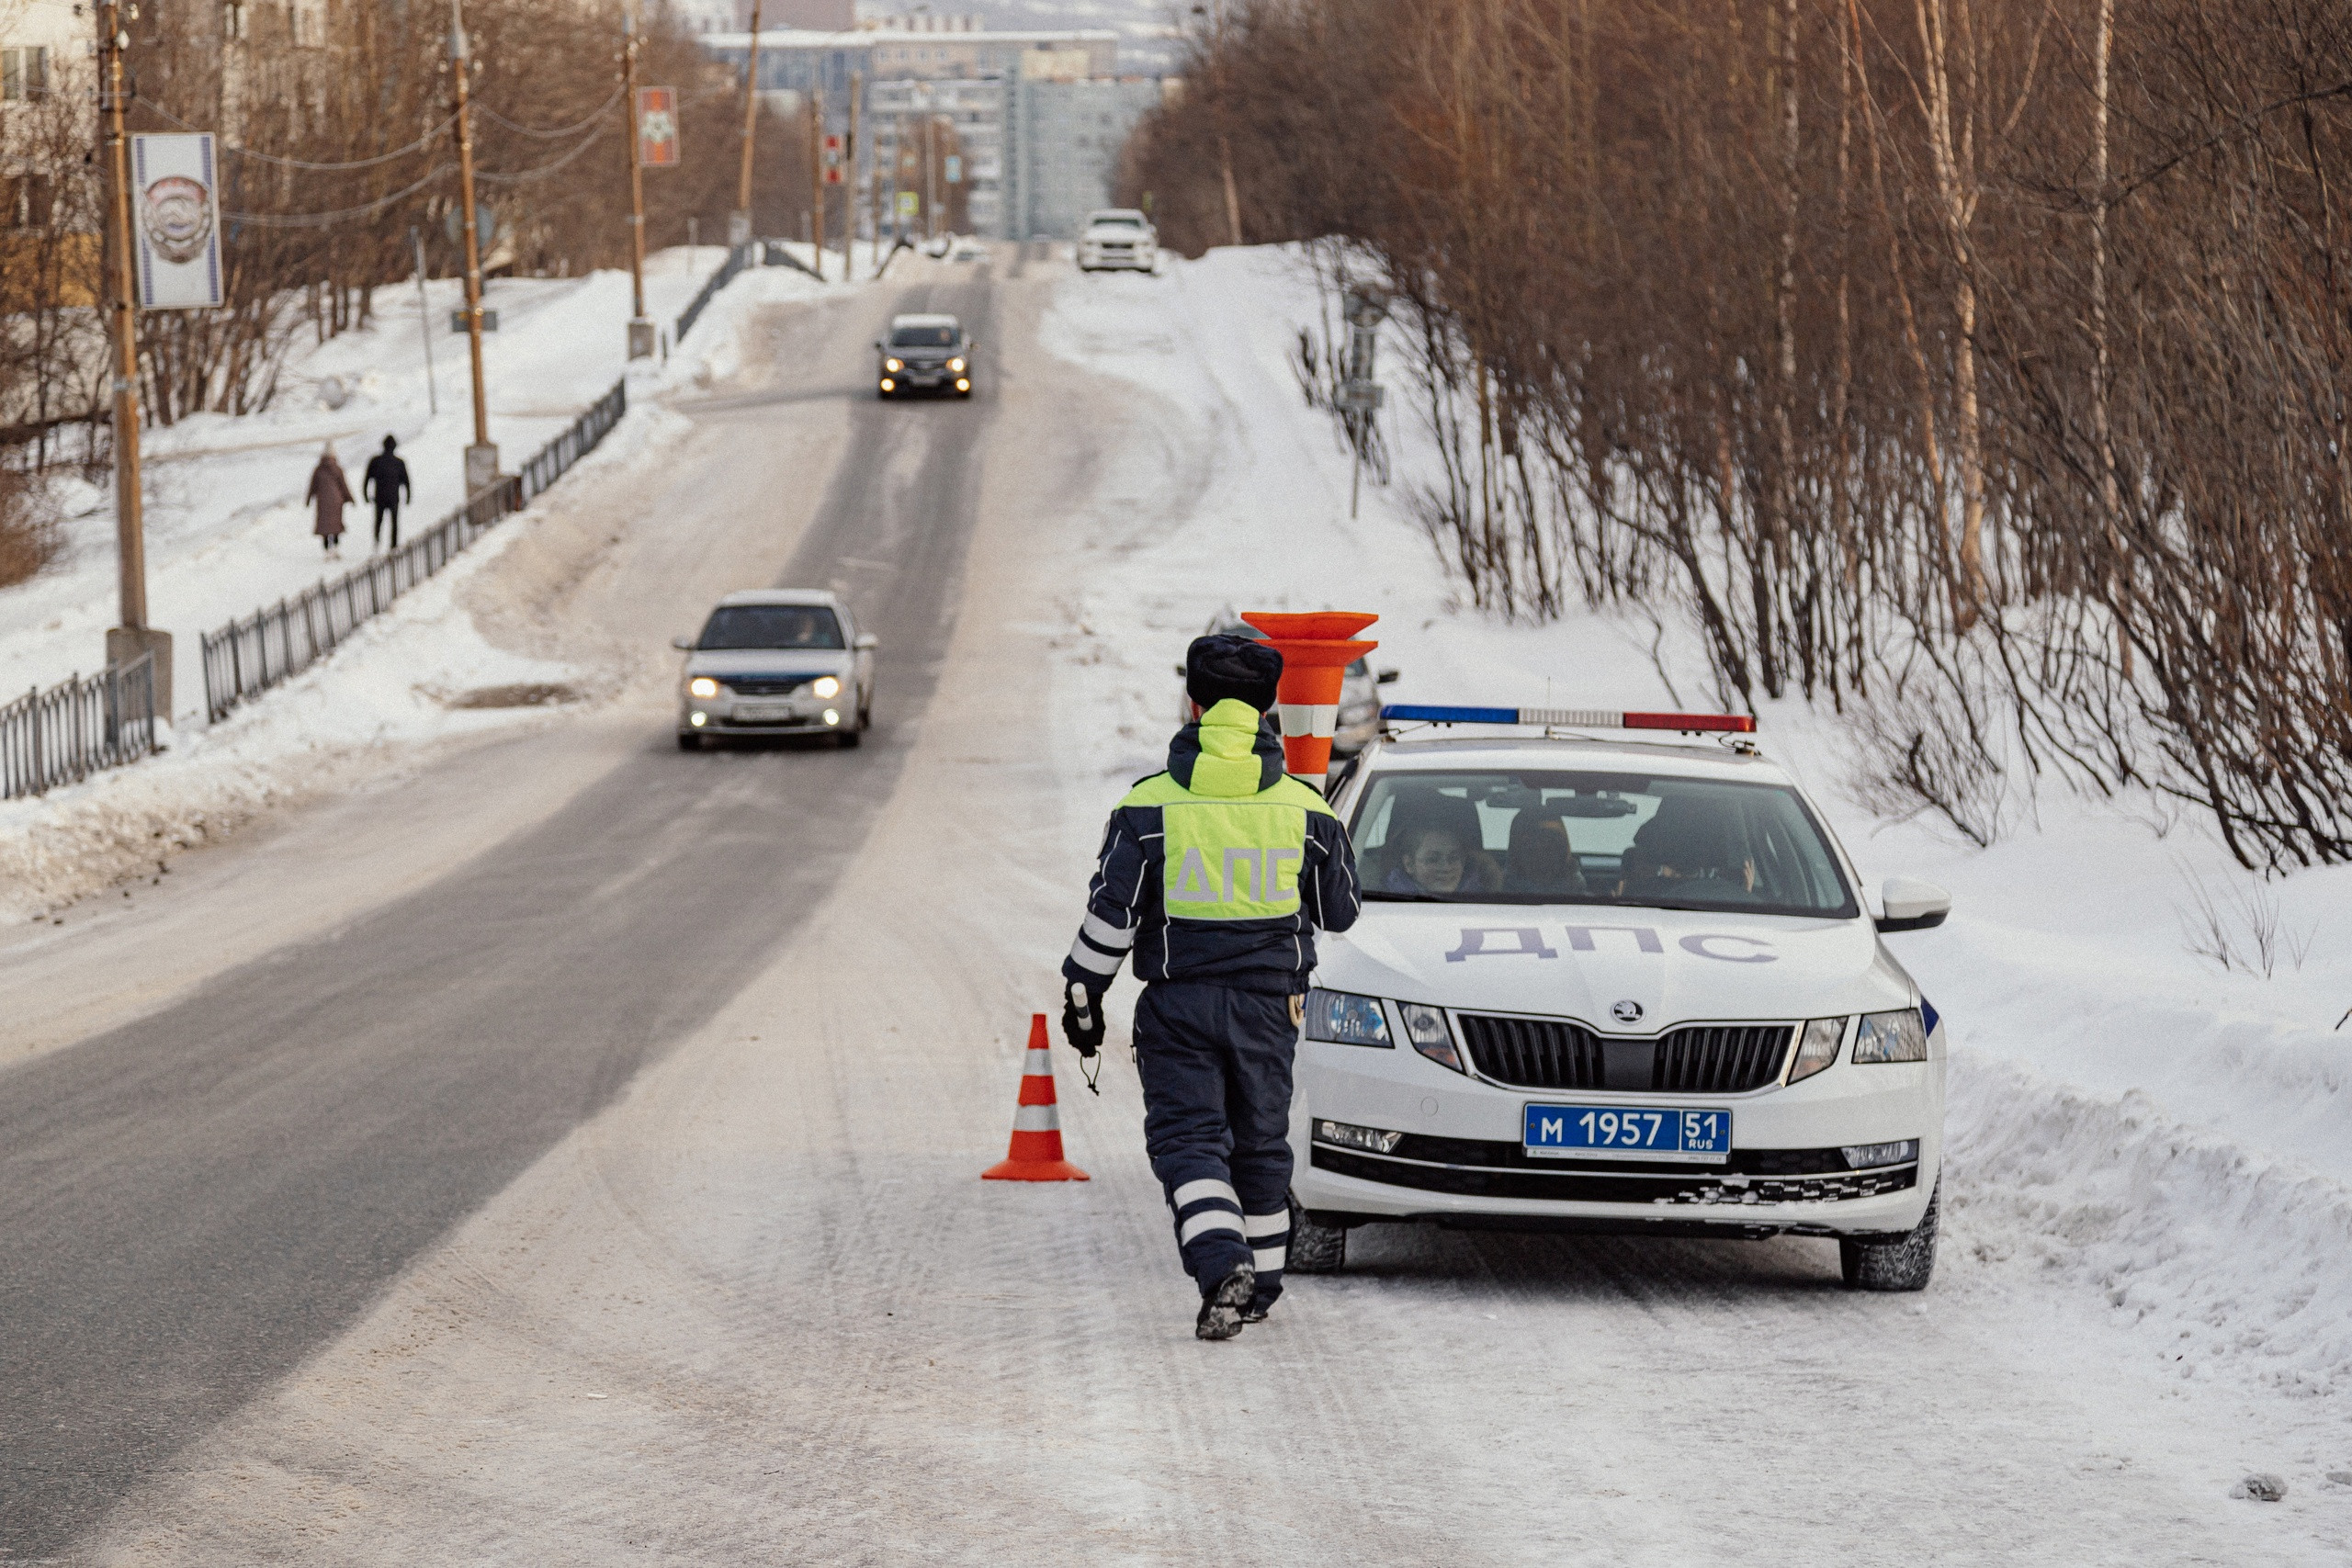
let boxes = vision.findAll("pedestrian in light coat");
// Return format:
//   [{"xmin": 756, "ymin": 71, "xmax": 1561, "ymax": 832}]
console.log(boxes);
[{"xmin": 309, "ymin": 443, "xmax": 354, "ymax": 559}]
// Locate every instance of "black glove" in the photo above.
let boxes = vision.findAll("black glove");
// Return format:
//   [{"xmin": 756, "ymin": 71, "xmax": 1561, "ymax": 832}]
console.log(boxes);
[{"xmin": 1062, "ymin": 981, "xmax": 1105, "ymax": 1057}]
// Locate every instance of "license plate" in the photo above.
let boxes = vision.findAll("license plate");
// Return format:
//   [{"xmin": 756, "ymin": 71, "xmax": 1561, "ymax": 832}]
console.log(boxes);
[
  {"xmin": 1523, "ymin": 1103, "xmax": 1733, "ymax": 1164},
  {"xmin": 735, "ymin": 702, "xmax": 795, "ymax": 722}
]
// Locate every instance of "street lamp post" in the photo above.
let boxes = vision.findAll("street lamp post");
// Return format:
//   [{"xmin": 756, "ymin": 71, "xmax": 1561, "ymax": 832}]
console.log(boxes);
[
  {"xmin": 623, "ymin": 6, "xmax": 653, "ymax": 357},
  {"xmin": 450, "ymin": 0, "xmax": 498, "ymax": 492},
  {"xmin": 731, "ymin": 0, "xmax": 763, "ymax": 248},
  {"xmin": 97, "ymin": 0, "xmax": 170, "ymax": 714}
]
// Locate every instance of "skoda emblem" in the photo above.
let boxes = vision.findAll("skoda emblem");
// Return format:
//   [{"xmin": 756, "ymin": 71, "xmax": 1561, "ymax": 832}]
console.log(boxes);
[{"xmin": 1611, "ymin": 998, "xmax": 1645, "ymax": 1025}]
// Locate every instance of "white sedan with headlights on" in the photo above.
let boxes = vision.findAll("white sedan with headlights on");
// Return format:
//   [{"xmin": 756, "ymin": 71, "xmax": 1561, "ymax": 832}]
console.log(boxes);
[
  {"xmin": 1290, "ymin": 703, "xmax": 1952, "ymax": 1291},
  {"xmin": 672, "ymin": 589, "xmax": 876, "ymax": 750}
]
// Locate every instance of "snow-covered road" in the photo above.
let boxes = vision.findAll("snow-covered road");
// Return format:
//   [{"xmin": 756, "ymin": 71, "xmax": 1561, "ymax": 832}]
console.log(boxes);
[{"xmin": 3, "ymin": 243, "xmax": 2346, "ymax": 1562}]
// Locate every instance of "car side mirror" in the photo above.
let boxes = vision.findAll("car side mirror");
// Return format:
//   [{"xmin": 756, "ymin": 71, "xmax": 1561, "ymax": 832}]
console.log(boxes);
[
  {"xmin": 1376, "ymin": 668, "xmax": 1400, "ymax": 684},
  {"xmin": 671, "ymin": 635, "xmax": 695, "ymax": 651},
  {"xmin": 854, "ymin": 633, "xmax": 878, "ymax": 650},
  {"xmin": 1875, "ymin": 875, "xmax": 1951, "ymax": 933}
]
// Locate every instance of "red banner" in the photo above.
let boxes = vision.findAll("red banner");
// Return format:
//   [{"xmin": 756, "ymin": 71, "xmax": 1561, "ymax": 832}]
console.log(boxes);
[
  {"xmin": 822, "ymin": 133, "xmax": 844, "ymax": 186},
  {"xmin": 637, "ymin": 87, "xmax": 679, "ymax": 168}
]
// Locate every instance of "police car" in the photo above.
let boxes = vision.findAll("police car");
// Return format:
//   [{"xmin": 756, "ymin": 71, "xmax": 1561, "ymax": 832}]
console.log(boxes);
[{"xmin": 1290, "ymin": 705, "xmax": 1951, "ymax": 1291}]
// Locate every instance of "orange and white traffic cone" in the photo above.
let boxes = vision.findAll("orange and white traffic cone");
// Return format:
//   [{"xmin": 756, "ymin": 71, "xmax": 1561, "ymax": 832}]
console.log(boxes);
[
  {"xmin": 1240, "ymin": 611, "xmax": 1381, "ymax": 794},
  {"xmin": 981, "ymin": 1014, "xmax": 1091, "ymax": 1182}
]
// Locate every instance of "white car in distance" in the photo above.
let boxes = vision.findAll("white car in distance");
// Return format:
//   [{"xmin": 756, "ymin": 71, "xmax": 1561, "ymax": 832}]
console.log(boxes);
[
  {"xmin": 673, "ymin": 589, "xmax": 876, "ymax": 750},
  {"xmin": 1291, "ymin": 704, "xmax": 1952, "ymax": 1291},
  {"xmin": 1077, "ymin": 209, "xmax": 1158, "ymax": 273}
]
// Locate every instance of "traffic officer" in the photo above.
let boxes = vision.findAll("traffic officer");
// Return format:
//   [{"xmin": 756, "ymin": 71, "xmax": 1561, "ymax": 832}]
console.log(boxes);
[{"xmin": 1061, "ymin": 634, "xmax": 1362, "ymax": 1340}]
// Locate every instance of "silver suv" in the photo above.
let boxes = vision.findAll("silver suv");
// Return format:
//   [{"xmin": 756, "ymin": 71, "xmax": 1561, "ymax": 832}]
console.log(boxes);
[{"xmin": 673, "ymin": 590, "xmax": 876, "ymax": 750}]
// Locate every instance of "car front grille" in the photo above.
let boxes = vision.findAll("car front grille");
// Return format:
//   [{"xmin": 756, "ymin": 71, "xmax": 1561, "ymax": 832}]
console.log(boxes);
[
  {"xmin": 1457, "ymin": 1015, "xmax": 1793, "ymax": 1094},
  {"xmin": 1457, "ymin": 1014, "xmax": 1604, "ymax": 1090},
  {"xmin": 1654, "ymin": 1025, "xmax": 1795, "ymax": 1093},
  {"xmin": 724, "ymin": 678, "xmax": 804, "ymax": 696}
]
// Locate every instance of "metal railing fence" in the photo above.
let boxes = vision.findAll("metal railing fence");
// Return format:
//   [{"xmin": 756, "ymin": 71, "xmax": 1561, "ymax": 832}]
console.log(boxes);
[
  {"xmin": 1, "ymin": 651, "xmax": 158, "ymax": 801},
  {"xmin": 200, "ymin": 377, "xmax": 627, "ymax": 724},
  {"xmin": 675, "ymin": 242, "xmax": 758, "ymax": 344}
]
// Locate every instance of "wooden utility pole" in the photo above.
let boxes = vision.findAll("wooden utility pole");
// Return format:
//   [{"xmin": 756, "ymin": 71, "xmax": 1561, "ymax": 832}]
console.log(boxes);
[
  {"xmin": 623, "ymin": 6, "xmax": 652, "ymax": 355},
  {"xmin": 846, "ymin": 71, "xmax": 862, "ymax": 276},
  {"xmin": 97, "ymin": 0, "xmax": 167, "ymax": 709},
  {"xmin": 808, "ymin": 86, "xmax": 826, "ymax": 274},
  {"xmin": 733, "ymin": 0, "xmax": 763, "ymax": 246},
  {"xmin": 450, "ymin": 0, "xmax": 497, "ymax": 490}
]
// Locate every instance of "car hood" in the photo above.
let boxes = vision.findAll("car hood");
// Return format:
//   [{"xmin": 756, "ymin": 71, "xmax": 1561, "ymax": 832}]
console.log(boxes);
[
  {"xmin": 1317, "ymin": 900, "xmax": 1913, "ymax": 1027},
  {"xmin": 684, "ymin": 648, "xmax": 853, "ymax": 679}
]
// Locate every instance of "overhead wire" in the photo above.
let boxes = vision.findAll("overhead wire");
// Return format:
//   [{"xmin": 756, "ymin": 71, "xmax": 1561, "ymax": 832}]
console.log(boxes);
[
  {"xmin": 476, "ymin": 85, "xmax": 626, "ymax": 139},
  {"xmin": 142, "ymin": 101, "xmax": 459, "ymax": 170},
  {"xmin": 220, "ymin": 164, "xmax": 452, "ymax": 229}
]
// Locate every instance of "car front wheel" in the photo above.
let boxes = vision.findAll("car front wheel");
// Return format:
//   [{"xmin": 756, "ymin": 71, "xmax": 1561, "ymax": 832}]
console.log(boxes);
[{"xmin": 1839, "ymin": 1179, "xmax": 1939, "ymax": 1292}]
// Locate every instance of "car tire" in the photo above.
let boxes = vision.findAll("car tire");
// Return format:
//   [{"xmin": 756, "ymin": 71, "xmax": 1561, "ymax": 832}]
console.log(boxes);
[
  {"xmin": 837, "ymin": 721, "xmax": 862, "ymax": 749},
  {"xmin": 676, "ymin": 732, "xmax": 701, "ymax": 751},
  {"xmin": 1839, "ymin": 1179, "xmax": 1939, "ymax": 1292},
  {"xmin": 1288, "ymin": 1198, "xmax": 1348, "ymax": 1274}
]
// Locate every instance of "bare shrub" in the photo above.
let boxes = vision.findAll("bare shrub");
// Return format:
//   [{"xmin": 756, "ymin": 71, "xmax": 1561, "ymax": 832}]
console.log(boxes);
[{"xmin": 0, "ymin": 467, "xmax": 62, "ymax": 589}]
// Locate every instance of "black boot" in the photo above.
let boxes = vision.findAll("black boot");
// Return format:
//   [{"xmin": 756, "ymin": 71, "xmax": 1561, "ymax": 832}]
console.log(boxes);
[{"xmin": 1194, "ymin": 1263, "xmax": 1256, "ymax": 1341}]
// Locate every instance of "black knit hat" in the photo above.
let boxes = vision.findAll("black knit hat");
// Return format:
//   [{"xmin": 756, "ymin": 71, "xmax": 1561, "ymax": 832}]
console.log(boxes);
[{"xmin": 1186, "ymin": 633, "xmax": 1283, "ymax": 713}]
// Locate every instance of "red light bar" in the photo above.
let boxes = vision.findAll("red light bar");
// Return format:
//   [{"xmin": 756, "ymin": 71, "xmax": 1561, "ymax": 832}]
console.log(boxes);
[
  {"xmin": 1621, "ymin": 711, "xmax": 1756, "ymax": 734},
  {"xmin": 1382, "ymin": 705, "xmax": 1758, "ymax": 734}
]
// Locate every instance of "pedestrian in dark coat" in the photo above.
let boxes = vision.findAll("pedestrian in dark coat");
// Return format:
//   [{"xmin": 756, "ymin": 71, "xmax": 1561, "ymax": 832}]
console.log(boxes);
[
  {"xmin": 364, "ymin": 434, "xmax": 412, "ymax": 551},
  {"xmin": 308, "ymin": 444, "xmax": 354, "ymax": 559}
]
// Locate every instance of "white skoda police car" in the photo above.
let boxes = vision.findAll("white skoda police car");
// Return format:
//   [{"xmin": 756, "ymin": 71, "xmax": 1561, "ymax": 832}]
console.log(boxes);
[{"xmin": 1290, "ymin": 705, "xmax": 1952, "ymax": 1291}]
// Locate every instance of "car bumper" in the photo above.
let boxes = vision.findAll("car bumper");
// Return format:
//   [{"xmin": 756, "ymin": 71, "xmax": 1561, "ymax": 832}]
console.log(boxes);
[
  {"xmin": 680, "ymin": 696, "xmax": 852, "ymax": 735},
  {"xmin": 1289, "ymin": 1039, "xmax": 1942, "ymax": 1238},
  {"xmin": 1080, "ymin": 250, "xmax": 1154, "ymax": 270}
]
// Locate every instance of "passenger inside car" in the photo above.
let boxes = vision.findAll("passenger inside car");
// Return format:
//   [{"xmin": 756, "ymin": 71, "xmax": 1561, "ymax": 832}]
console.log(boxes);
[
  {"xmin": 1385, "ymin": 825, "xmax": 1498, "ymax": 894},
  {"xmin": 1501, "ymin": 812, "xmax": 1585, "ymax": 895}
]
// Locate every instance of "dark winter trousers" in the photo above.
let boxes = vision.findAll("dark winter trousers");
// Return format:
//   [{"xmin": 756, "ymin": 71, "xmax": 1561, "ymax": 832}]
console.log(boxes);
[
  {"xmin": 1133, "ymin": 981, "xmax": 1297, "ymax": 1306},
  {"xmin": 373, "ymin": 502, "xmax": 400, "ymax": 549}
]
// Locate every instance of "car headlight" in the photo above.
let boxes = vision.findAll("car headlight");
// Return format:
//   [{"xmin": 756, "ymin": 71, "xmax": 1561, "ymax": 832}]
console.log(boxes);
[
  {"xmin": 1304, "ymin": 988, "xmax": 1388, "ymax": 1046},
  {"xmin": 1787, "ymin": 1016, "xmax": 1846, "ymax": 1083},
  {"xmin": 947, "ymin": 356, "xmax": 966, "ymax": 372},
  {"xmin": 688, "ymin": 676, "xmax": 719, "ymax": 699},
  {"xmin": 1397, "ymin": 1002, "xmax": 1464, "ymax": 1072},
  {"xmin": 1314, "ymin": 1118, "xmax": 1403, "ymax": 1155},
  {"xmin": 885, "ymin": 357, "xmax": 903, "ymax": 371},
  {"xmin": 812, "ymin": 675, "xmax": 841, "ymax": 698},
  {"xmin": 1851, "ymin": 1008, "xmax": 1929, "ymax": 1064}
]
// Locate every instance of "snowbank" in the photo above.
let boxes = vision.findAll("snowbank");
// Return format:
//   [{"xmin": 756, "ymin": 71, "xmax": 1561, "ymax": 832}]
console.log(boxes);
[
  {"xmin": 0, "ymin": 246, "xmax": 830, "ymax": 722},
  {"xmin": 1037, "ymin": 245, "xmax": 2352, "ymax": 1406},
  {"xmin": 0, "ymin": 247, "xmax": 853, "ymax": 919}
]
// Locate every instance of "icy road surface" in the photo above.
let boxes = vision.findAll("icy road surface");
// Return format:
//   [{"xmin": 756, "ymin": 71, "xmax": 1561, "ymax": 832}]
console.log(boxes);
[{"xmin": 0, "ymin": 245, "xmax": 2343, "ymax": 1563}]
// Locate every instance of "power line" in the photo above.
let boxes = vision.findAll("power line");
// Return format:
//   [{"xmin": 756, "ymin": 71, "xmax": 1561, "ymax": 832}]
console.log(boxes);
[
  {"xmin": 142, "ymin": 102, "xmax": 459, "ymax": 170},
  {"xmin": 473, "ymin": 127, "xmax": 612, "ymax": 185},
  {"xmin": 220, "ymin": 164, "xmax": 452, "ymax": 228},
  {"xmin": 476, "ymin": 85, "xmax": 625, "ymax": 140}
]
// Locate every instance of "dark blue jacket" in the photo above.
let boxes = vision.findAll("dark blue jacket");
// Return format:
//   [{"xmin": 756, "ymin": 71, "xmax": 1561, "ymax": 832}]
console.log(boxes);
[{"xmin": 1064, "ymin": 699, "xmax": 1361, "ymax": 996}]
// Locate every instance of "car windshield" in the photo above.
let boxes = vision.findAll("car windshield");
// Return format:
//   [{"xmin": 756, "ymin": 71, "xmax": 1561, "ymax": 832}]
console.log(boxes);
[
  {"xmin": 1091, "ymin": 214, "xmax": 1144, "ymax": 228},
  {"xmin": 890, "ymin": 325, "xmax": 957, "ymax": 348},
  {"xmin": 1350, "ymin": 769, "xmax": 1855, "ymax": 918},
  {"xmin": 697, "ymin": 605, "xmax": 844, "ymax": 650}
]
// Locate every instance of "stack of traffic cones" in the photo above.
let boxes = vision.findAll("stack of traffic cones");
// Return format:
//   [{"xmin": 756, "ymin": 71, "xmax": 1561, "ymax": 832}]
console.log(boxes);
[
  {"xmin": 1240, "ymin": 611, "xmax": 1381, "ymax": 793},
  {"xmin": 981, "ymin": 1014, "xmax": 1091, "ymax": 1181}
]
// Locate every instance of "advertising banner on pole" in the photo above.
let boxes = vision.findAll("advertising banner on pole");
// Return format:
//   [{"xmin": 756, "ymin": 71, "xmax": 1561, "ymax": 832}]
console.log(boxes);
[
  {"xmin": 944, "ymin": 154, "xmax": 962, "ymax": 186},
  {"xmin": 822, "ymin": 133, "xmax": 844, "ymax": 185},
  {"xmin": 637, "ymin": 88, "xmax": 680, "ymax": 167},
  {"xmin": 897, "ymin": 190, "xmax": 920, "ymax": 220},
  {"xmin": 130, "ymin": 133, "xmax": 222, "ymax": 310}
]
